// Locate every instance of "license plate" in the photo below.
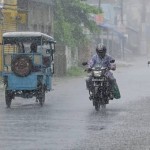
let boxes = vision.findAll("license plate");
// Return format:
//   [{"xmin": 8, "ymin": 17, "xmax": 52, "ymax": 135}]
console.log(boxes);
[{"xmin": 92, "ymin": 78, "xmax": 104, "ymax": 81}]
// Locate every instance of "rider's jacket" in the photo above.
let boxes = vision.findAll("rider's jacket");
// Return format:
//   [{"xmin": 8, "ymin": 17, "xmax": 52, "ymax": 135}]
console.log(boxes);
[
  {"xmin": 88, "ymin": 54, "xmax": 115, "ymax": 68},
  {"xmin": 88, "ymin": 54, "xmax": 116, "ymax": 80}
]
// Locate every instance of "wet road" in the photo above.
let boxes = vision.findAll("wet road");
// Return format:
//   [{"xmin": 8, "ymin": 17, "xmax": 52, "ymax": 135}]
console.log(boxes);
[{"xmin": 0, "ymin": 58, "xmax": 150, "ymax": 150}]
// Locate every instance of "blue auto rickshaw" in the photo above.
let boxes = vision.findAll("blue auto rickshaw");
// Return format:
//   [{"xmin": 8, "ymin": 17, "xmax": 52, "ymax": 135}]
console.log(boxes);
[{"xmin": 1, "ymin": 32, "xmax": 56, "ymax": 107}]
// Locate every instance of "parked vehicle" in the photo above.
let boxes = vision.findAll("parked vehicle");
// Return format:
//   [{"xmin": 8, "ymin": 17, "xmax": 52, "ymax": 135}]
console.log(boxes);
[
  {"xmin": 82, "ymin": 62, "xmax": 114, "ymax": 111},
  {"xmin": 1, "ymin": 32, "xmax": 56, "ymax": 108}
]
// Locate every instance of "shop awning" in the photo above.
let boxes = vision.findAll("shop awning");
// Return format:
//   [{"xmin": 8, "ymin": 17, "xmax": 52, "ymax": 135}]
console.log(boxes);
[{"xmin": 99, "ymin": 23, "xmax": 125, "ymax": 38}]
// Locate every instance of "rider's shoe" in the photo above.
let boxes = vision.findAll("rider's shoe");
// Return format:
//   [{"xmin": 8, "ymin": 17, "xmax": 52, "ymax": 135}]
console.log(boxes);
[
  {"xmin": 105, "ymin": 100, "xmax": 109, "ymax": 104},
  {"xmin": 89, "ymin": 95, "xmax": 93, "ymax": 100},
  {"xmin": 89, "ymin": 93, "xmax": 94, "ymax": 100}
]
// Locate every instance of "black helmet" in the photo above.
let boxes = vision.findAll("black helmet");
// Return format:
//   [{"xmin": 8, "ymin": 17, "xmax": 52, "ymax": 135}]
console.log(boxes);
[{"xmin": 96, "ymin": 43, "xmax": 106, "ymax": 58}]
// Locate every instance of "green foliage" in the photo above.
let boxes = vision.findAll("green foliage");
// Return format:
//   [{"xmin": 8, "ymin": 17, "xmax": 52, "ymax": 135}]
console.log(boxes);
[
  {"xmin": 53, "ymin": 0, "xmax": 101, "ymax": 48},
  {"xmin": 67, "ymin": 66, "xmax": 85, "ymax": 77}
]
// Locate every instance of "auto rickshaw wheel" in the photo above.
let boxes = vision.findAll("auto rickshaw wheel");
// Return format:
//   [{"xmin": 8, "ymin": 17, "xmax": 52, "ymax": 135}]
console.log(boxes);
[
  {"xmin": 5, "ymin": 90, "xmax": 13, "ymax": 108},
  {"xmin": 37, "ymin": 84, "xmax": 45, "ymax": 106},
  {"xmin": 11, "ymin": 55, "xmax": 33, "ymax": 77}
]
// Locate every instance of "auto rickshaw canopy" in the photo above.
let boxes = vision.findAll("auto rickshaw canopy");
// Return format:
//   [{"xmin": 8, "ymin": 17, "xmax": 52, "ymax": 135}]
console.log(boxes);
[{"xmin": 3, "ymin": 32, "xmax": 56, "ymax": 45}]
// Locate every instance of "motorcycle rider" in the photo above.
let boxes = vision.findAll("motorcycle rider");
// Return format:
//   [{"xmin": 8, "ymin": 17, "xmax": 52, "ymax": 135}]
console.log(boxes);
[{"xmin": 86, "ymin": 43, "xmax": 120, "ymax": 100}]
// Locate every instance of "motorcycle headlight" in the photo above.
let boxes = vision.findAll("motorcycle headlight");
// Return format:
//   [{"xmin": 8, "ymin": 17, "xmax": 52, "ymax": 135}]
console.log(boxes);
[{"xmin": 93, "ymin": 71, "xmax": 102, "ymax": 77}]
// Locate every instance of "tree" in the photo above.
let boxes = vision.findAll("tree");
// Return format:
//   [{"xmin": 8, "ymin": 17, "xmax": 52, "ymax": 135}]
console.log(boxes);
[{"xmin": 53, "ymin": 0, "xmax": 102, "ymax": 48}]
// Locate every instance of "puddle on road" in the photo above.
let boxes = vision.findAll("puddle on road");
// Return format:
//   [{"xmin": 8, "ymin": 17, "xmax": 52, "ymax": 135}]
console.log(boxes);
[{"xmin": 87, "ymin": 125, "xmax": 106, "ymax": 131}]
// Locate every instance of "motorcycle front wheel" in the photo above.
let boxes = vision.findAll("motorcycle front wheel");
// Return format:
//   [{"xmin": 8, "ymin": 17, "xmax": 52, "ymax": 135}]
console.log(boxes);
[
  {"xmin": 101, "ymin": 104, "xmax": 106, "ymax": 109},
  {"xmin": 95, "ymin": 101, "xmax": 100, "ymax": 111}
]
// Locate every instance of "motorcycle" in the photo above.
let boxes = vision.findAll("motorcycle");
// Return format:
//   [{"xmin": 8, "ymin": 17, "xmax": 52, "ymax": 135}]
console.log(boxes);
[{"xmin": 82, "ymin": 61, "xmax": 115, "ymax": 111}]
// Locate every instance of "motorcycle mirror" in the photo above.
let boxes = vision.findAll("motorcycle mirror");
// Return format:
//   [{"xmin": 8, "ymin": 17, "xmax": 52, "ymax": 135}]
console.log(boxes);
[
  {"xmin": 110, "ymin": 60, "xmax": 115, "ymax": 63},
  {"xmin": 82, "ymin": 62, "xmax": 88, "ymax": 66}
]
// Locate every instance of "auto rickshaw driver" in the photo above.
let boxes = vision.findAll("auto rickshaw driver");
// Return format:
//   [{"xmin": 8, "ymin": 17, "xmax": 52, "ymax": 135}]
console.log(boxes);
[{"xmin": 30, "ymin": 42, "xmax": 37, "ymax": 53}]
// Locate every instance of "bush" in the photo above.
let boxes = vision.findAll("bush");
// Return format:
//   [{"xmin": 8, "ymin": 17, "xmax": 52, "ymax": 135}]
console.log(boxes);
[{"xmin": 67, "ymin": 66, "xmax": 85, "ymax": 77}]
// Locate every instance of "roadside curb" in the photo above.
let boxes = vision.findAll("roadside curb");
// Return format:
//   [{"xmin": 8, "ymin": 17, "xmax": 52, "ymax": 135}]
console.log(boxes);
[{"xmin": 116, "ymin": 61, "xmax": 133, "ymax": 68}]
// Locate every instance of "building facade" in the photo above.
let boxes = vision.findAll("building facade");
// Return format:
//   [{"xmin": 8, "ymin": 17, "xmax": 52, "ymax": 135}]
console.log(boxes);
[
  {"xmin": 0, "ymin": 0, "xmax": 54, "ymax": 71},
  {"xmin": 17, "ymin": 0, "xmax": 54, "ymax": 35}
]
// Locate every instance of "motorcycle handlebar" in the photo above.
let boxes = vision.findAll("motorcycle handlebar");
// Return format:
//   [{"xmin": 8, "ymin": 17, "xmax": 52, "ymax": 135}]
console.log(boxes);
[{"xmin": 85, "ymin": 67, "xmax": 109, "ymax": 73}]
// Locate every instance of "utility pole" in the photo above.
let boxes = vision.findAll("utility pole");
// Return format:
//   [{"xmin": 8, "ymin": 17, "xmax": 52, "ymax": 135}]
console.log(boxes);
[
  {"xmin": 141, "ymin": 0, "xmax": 146, "ymax": 23},
  {"xmin": 98, "ymin": 0, "xmax": 101, "ymax": 11},
  {"xmin": 119, "ymin": 0, "xmax": 125, "ymax": 60},
  {"xmin": 98, "ymin": 0, "xmax": 104, "ymax": 44},
  {"xmin": 117, "ymin": 0, "xmax": 125, "ymax": 60},
  {"xmin": 139, "ymin": 0, "xmax": 146, "ymax": 55},
  {"xmin": 120, "ymin": 0, "xmax": 123, "ymax": 24}
]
